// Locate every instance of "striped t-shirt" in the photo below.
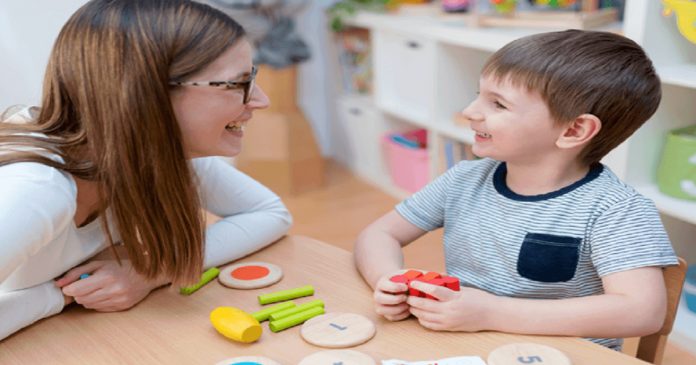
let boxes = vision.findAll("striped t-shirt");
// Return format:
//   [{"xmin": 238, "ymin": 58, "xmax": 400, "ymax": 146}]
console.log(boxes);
[{"xmin": 396, "ymin": 158, "xmax": 678, "ymax": 350}]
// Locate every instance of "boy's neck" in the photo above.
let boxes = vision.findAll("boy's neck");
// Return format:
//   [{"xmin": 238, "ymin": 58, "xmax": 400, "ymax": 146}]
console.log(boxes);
[{"xmin": 504, "ymin": 159, "xmax": 591, "ymax": 196}]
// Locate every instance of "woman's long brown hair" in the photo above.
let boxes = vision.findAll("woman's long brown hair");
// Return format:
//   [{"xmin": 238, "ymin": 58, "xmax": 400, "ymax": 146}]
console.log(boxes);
[{"xmin": 0, "ymin": 0, "xmax": 245, "ymax": 286}]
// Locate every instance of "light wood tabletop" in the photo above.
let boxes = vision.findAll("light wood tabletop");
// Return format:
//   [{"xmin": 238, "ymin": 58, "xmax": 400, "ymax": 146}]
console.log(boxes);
[{"xmin": 0, "ymin": 235, "xmax": 650, "ymax": 364}]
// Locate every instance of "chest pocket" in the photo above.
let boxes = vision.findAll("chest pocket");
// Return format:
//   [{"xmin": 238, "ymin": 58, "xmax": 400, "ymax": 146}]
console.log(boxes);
[{"xmin": 517, "ymin": 232, "xmax": 581, "ymax": 283}]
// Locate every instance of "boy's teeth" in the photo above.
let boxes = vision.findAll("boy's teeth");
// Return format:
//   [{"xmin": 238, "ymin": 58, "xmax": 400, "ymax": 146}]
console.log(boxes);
[{"xmin": 477, "ymin": 131, "xmax": 491, "ymax": 138}]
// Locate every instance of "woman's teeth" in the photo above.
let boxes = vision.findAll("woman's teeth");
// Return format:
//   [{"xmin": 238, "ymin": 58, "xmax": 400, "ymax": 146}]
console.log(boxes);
[
  {"xmin": 225, "ymin": 122, "xmax": 245, "ymax": 132},
  {"xmin": 476, "ymin": 131, "xmax": 491, "ymax": 138}
]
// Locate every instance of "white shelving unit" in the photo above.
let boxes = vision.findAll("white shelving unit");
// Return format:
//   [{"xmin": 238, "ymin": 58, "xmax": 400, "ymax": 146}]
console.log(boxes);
[{"xmin": 330, "ymin": 3, "xmax": 696, "ymax": 353}]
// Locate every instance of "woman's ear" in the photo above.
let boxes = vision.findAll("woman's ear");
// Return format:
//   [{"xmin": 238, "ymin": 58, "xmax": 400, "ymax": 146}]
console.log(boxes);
[{"xmin": 556, "ymin": 114, "xmax": 602, "ymax": 149}]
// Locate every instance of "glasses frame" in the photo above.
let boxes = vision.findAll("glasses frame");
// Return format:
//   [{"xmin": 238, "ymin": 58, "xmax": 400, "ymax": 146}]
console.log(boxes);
[{"xmin": 169, "ymin": 66, "xmax": 258, "ymax": 104}]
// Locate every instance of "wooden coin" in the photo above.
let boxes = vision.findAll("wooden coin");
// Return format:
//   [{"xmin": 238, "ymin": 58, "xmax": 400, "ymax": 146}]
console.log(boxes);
[
  {"xmin": 301, "ymin": 313, "xmax": 376, "ymax": 348},
  {"xmin": 488, "ymin": 343, "xmax": 572, "ymax": 365},
  {"xmin": 214, "ymin": 356, "xmax": 282, "ymax": 365},
  {"xmin": 298, "ymin": 349, "xmax": 376, "ymax": 365},
  {"xmin": 218, "ymin": 262, "xmax": 283, "ymax": 289}
]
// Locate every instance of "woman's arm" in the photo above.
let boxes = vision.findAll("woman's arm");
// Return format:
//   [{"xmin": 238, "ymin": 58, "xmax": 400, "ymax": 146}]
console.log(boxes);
[{"xmin": 193, "ymin": 158, "xmax": 292, "ymax": 268}]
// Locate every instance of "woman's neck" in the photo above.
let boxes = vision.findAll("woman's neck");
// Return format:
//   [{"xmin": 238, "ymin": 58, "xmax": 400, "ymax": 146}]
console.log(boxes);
[{"xmin": 73, "ymin": 177, "xmax": 102, "ymax": 227}]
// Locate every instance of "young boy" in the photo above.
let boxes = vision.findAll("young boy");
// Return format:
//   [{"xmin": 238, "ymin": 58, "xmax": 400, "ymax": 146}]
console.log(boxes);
[{"xmin": 354, "ymin": 30, "xmax": 678, "ymax": 350}]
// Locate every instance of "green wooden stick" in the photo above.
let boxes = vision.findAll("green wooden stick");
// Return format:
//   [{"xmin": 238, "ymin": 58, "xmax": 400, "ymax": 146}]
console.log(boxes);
[
  {"xmin": 269, "ymin": 299, "xmax": 324, "ymax": 322},
  {"xmin": 258, "ymin": 285, "xmax": 314, "ymax": 305},
  {"xmin": 269, "ymin": 306, "xmax": 325, "ymax": 332},
  {"xmin": 251, "ymin": 301, "xmax": 296, "ymax": 322},
  {"xmin": 179, "ymin": 267, "xmax": 220, "ymax": 295}
]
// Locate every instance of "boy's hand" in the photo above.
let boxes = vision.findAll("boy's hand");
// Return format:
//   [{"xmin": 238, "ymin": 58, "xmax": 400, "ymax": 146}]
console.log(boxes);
[
  {"xmin": 407, "ymin": 281, "xmax": 496, "ymax": 332},
  {"xmin": 373, "ymin": 272, "xmax": 410, "ymax": 321}
]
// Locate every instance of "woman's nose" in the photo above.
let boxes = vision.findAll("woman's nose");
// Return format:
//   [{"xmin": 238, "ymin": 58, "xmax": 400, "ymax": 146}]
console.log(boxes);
[{"xmin": 247, "ymin": 85, "xmax": 270, "ymax": 109}]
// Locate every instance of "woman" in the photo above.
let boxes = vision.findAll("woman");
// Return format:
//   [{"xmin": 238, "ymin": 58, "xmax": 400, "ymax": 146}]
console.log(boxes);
[{"xmin": 0, "ymin": 0, "xmax": 292, "ymax": 340}]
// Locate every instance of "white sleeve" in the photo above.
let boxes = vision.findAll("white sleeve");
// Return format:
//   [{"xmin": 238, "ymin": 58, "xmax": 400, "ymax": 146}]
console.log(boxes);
[
  {"xmin": 0, "ymin": 281, "xmax": 64, "ymax": 341},
  {"xmin": 0, "ymin": 163, "xmax": 75, "ymax": 282},
  {"xmin": 193, "ymin": 158, "xmax": 293, "ymax": 268},
  {"xmin": 0, "ymin": 162, "xmax": 75, "ymax": 340}
]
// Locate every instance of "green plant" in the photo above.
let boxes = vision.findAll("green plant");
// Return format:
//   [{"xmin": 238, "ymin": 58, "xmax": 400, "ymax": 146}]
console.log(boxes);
[{"xmin": 327, "ymin": 0, "xmax": 390, "ymax": 32}]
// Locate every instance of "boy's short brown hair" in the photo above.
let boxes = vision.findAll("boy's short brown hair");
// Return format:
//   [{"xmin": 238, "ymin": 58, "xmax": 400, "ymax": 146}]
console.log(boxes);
[{"xmin": 481, "ymin": 30, "xmax": 661, "ymax": 165}]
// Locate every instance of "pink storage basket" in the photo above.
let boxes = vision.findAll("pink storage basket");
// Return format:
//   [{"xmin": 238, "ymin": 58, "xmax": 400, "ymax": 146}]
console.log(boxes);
[{"xmin": 383, "ymin": 129, "xmax": 429, "ymax": 193}]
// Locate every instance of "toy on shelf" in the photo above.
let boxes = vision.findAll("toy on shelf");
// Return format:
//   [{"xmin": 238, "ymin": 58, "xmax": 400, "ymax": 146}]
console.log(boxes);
[
  {"xmin": 479, "ymin": 0, "xmax": 618, "ymax": 29},
  {"xmin": 442, "ymin": 0, "xmax": 472, "ymax": 13},
  {"xmin": 662, "ymin": 0, "xmax": 696, "ymax": 44},
  {"xmin": 490, "ymin": 0, "xmax": 517, "ymax": 14},
  {"xmin": 657, "ymin": 125, "xmax": 696, "ymax": 201},
  {"xmin": 535, "ymin": 0, "xmax": 576, "ymax": 8}
]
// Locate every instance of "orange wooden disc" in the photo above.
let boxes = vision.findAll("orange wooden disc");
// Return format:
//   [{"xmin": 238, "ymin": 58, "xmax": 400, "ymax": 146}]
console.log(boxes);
[{"xmin": 231, "ymin": 265, "xmax": 270, "ymax": 280}]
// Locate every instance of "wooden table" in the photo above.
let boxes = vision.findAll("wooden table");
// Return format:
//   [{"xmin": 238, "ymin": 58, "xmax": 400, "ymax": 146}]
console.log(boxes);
[{"xmin": 0, "ymin": 236, "xmax": 649, "ymax": 364}]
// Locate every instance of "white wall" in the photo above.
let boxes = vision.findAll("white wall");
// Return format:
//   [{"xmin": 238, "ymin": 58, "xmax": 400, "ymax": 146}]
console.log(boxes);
[{"xmin": 0, "ymin": 1, "xmax": 89, "ymax": 110}]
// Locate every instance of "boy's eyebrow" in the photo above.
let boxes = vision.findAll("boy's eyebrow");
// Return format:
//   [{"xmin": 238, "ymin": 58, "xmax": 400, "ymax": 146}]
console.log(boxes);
[{"xmin": 488, "ymin": 91, "xmax": 514, "ymax": 106}]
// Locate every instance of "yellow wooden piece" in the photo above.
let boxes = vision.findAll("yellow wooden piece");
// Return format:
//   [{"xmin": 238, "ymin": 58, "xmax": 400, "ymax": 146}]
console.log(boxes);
[{"xmin": 210, "ymin": 307, "xmax": 262, "ymax": 343}]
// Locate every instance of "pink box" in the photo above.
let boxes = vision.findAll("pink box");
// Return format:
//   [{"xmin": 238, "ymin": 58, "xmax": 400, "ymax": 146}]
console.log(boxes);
[{"xmin": 383, "ymin": 129, "xmax": 429, "ymax": 193}]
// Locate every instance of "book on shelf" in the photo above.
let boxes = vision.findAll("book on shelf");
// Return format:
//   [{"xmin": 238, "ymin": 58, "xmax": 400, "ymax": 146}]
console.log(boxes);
[{"xmin": 441, "ymin": 137, "xmax": 476, "ymax": 172}]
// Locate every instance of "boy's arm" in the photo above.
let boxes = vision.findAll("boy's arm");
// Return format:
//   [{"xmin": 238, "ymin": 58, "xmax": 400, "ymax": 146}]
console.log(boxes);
[
  {"xmin": 354, "ymin": 210, "xmax": 427, "ymax": 289},
  {"xmin": 490, "ymin": 266, "xmax": 666, "ymax": 337},
  {"xmin": 410, "ymin": 266, "xmax": 666, "ymax": 338}
]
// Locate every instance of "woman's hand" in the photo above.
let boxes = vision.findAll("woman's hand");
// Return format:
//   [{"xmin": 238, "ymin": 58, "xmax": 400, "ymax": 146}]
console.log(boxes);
[
  {"xmin": 55, "ymin": 260, "xmax": 168, "ymax": 312},
  {"xmin": 407, "ymin": 281, "xmax": 497, "ymax": 332},
  {"xmin": 373, "ymin": 271, "xmax": 411, "ymax": 321}
]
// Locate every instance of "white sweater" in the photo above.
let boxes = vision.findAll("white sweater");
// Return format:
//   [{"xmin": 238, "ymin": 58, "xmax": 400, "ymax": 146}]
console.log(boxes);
[{"xmin": 0, "ymin": 156, "xmax": 292, "ymax": 340}]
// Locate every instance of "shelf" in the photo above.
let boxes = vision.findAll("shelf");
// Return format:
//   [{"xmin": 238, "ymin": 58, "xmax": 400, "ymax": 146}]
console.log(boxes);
[
  {"xmin": 436, "ymin": 121, "xmax": 476, "ymax": 145},
  {"xmin": 658, "ymin": 64, "xmax": 696, "ymax": 89},
  {"xmin": 634, "ymin": 184, "xmax": 696, "ymax": 225},
  {"xmin": 671, "ymin": 300, "xmax": 696, "ymax": 356}
]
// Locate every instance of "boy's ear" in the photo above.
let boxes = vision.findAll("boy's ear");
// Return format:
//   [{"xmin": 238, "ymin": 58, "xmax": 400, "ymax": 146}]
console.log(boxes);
[{"xmin": 556, "ymin": 114, "xmax": 601, "ymax": 149}]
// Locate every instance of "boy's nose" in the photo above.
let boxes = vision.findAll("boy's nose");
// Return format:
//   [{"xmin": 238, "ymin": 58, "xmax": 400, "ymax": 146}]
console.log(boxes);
[{"xmin": 461, "ymin": 106, "xmax": 484, "ymax": 123}]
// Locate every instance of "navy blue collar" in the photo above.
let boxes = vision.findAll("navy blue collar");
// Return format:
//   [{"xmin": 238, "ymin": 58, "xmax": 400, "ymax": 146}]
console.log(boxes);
[{"xmin": 493, "ymin": 162, "xmax": 604, "ymax": 202}]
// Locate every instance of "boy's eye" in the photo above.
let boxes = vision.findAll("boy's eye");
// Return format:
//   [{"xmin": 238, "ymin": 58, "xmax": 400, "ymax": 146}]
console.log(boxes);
[{"xmin": 494, "ymin": 100, "xmax": 507, "ymax": 110}]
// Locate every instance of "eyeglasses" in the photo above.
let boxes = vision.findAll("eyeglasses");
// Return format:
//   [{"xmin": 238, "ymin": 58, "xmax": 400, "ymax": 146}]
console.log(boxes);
[{"xmin": 169, "ymin": 66, "xmax": 258, "ymax": 104}]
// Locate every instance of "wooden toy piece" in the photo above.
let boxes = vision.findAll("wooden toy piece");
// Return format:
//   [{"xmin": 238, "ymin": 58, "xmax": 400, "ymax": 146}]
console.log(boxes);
[
  {"xmin": 403, "ymin": 269, "xmax": 423, "ymax": 280},
  {"xmin": 214, "ymin": 356, "xmax": 282, "ymax": 365},
  {"xmin": 180, "ymin": 267, "xmax": 220, "ymax": 295},
  {"xmin": 441, "ymin": 276, "xmax": 461, "ymax": 291},
  {"xmin": 79, "ymin": 273, "xmax": 90, "ymax": 280},
  {"xmin": 269, "ymin": 299, "xmax": 325, "ymax": 321},
  {"xmin": 298, "ymin": 350, "xmax": 376, "ymax": 365},
  {"xmin": 301, "ymin": 312, "xmax": 376, "ymax": 348},
  {"xmin": 219, "ymin": 261, "xmax": 282, "ymax": 290},
  {"xmin": 251, "ymin": 301, "xmax": 296, "ymax": 322},
  {"xmin": 258, "ymin": 285, "xmax": 314, "ymax": 305},
  {"xmin": 487, "ymin": 343, "xmax": 572, "ymax": 365},
  {"xmin": 389, "ymin": 274, "xmax": 410, "ymax": 294},
  {"xmin": 420, "ymin": 271, "xmax": 442, "ymax": 281},
  {"xmin": 210, "ymin": 306, "xmax": 262, "ymax": 343},
  {"xmin": 269, "ymin": 306, "xmax": 325, "ymax": 333}
]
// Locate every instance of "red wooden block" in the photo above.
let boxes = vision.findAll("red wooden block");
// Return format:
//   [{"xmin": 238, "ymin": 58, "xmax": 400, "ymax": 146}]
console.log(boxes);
[
  {"xmin": 389, "ymin": 274, "xmax": 410, "ymax": 294},
  {"xmin": 441, "ymin": 276, "xmax": 460, "ymax": 291},
  {"xmin": 403, "ymin": 270, "xmax": 423, "ymax": 280},
  {"xmin": 421, "ymin": 271, "xmax": 441, "ymax": 281}
]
